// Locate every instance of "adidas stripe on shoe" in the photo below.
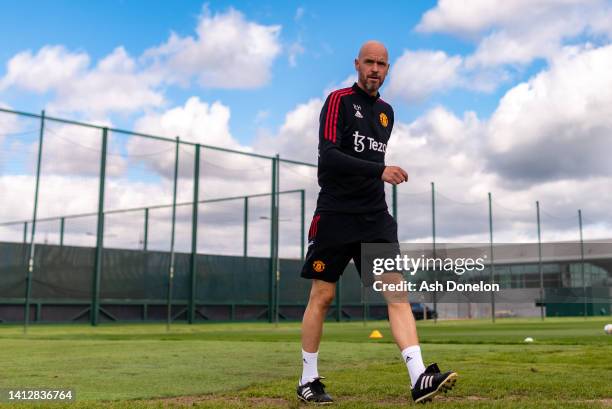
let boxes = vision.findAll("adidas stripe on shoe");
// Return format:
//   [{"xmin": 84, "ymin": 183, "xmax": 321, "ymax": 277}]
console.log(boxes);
[
  {"xmin": 411, "ymin": 363, "xmax": 457, "ymax": 403},
  {"xmin": 297, "ymin": 377, "xmax": 333, "ymax": 404}
]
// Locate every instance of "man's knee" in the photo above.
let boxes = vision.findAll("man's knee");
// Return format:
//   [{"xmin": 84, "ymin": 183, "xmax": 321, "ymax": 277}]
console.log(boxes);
[{"xmin": 308, "ymin": 280, "xmax": 336, "ymax": 309}]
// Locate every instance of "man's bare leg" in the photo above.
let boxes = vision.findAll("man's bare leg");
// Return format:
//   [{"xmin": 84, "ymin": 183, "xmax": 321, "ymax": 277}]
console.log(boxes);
[
  {"xmin": 382, "ymin": 274, "xmax": 458, "ymax": 401},
  {"xmin": 380, "ymin": 273, "xmax": 426, "ymax": 388},
  {"xmin": 301, "ymin": 279, "xmax": 336, "ymax": 384},
  {"xmin": 388, "ymin": 302, "xmax": 419, "ymax": 349}
]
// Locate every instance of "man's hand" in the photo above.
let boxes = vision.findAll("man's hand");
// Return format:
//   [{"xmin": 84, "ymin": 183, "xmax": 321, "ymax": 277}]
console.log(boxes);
[{"xmin": 381, "ymin": 166, "xmax": 408, "ymax": 185}]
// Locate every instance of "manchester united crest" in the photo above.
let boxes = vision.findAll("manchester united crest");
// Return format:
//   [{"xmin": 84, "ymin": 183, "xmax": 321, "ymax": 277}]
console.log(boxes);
[
  {"xmin": 313, "ymin": 260, "xmax": 326, "ymax": 273},
  {"xmin": 379, "ymin": 112, "xmax": 388, "ymax": 127}
]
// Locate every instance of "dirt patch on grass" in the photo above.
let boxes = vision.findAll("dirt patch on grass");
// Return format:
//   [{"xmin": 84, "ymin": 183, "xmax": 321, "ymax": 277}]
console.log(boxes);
[
  {"xmin": 143, "ymin": 395, "xmax": 291, "ymax": 408},
  {"xmin": 581, "ymin": 399, "xmax": 612, "ymax": 407}
]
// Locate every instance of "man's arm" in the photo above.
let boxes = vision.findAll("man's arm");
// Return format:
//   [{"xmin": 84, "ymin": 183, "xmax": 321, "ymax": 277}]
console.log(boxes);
[{"xmin": 318, "ymin": 92, "xmax": 385, "ymax": 178}]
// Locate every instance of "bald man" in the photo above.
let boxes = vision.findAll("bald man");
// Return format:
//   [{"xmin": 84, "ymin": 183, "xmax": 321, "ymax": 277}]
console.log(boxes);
[{"xmin": 297, "ymin": 41, "xmax": 457, "ymax": 404}]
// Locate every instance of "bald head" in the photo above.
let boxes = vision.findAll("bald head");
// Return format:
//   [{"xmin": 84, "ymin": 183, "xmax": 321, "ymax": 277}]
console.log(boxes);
[
  {"xmin": 355, "ymin": 41, "xmax": 390, "ymax": 96},
  {"xmin": 358, "ymin": 40, "xmax": 388, "ymax": 60}
]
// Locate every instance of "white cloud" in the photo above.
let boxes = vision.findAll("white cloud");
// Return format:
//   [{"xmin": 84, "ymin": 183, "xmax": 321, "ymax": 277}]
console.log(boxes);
[
  {"xmin": 41, "ymin": 121, "xmax": 127, "ymax": 177},
  {"xmin": 387, "ymin": 50, "xmax": 462, "ymax": 103},
  {"xmin": 0, "ymin": 46, "xmax": 164, "ymax": 117},
  {"xmin": 486, "ymin": 44, "xmax": 612, "ymax": 185},
  {"xmin": 417, "ymin": 0, "xmax": 599, "ymax": 36},
  {"xmin": 417, "ymin": 0, "xmax": 612, "ymax": 68},
  {"xmin": 50, "ymin": 47, "xmax": 164, "ymax": 116},
  {"xmin": 128, "ymin": 97, "xmax": 243, "ymax": 179},
  {"xmin": 0, "ymin": 102, "xmax": 20, "ymax": 142},
  {"xmin": 133, "ymin": 96, "xmax": 240, "ymax": 149},
  {"xmin": 144, "ymin": 7, "xmax": 281, "ymax": 88},
  {"xmin": 254, "ymin": 98, "xmax": 321, "ymax": 163},
  {"xmin": 0, "ymin": 46, "xmax": 89, "ymax": 92},
  {"xmin": 0, "ymin": 7, "xmax": 283, "ymax": 117},
  {"xmin": 126, "ymin": 97, "xmax": 274, "ymax": 222}
]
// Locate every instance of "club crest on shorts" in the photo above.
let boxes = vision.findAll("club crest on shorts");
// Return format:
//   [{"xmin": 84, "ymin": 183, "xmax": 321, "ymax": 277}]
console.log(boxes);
[
  {"xmin": 312, "ymin": 260, "xmax": 326, "ymax": 273},
  {"xmin": 379, "ymin": 112, "xmax": 388, "ymax": 127}
]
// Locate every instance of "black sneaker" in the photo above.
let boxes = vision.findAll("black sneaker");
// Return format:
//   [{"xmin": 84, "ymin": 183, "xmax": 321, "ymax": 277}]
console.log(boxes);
[
  {"xmin": 411, "ymin": 363, "xmax": 457, "ymax": 403},
  {"xmin": 297, "ymin": 377, "xmax": 333, "ymax": 404}
]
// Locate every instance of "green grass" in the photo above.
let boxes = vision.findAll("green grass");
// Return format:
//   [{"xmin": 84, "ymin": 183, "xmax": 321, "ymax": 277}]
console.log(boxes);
[{"xmin": 0, "ymin": 317, "xmax": 611, "ymax": 408}]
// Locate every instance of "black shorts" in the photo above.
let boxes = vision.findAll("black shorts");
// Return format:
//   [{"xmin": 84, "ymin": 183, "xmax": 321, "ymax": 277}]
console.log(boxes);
[{"xmin": 300, "ymin": 209, "xmax": 399, "ymax": 283}]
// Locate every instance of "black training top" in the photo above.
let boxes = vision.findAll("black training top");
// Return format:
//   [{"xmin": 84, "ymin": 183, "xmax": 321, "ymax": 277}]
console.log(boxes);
[{"xmin": 315, "ymin": 82, "xmax": 394, "ymax": 214}]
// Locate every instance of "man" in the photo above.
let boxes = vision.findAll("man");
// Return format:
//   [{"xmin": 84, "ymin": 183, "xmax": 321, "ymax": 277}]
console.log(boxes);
[{"xmin": 297, "ymin": 41, "xmax": 457, "ymax": 404}]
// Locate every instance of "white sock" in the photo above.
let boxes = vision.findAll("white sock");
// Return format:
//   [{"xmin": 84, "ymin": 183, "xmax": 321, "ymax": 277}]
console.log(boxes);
[
  {"xmin": 301, "ymin": 349, "xmax": 319, "ymax": 385},
  {"xmin": 401, "ymin": 345, "xmax": 426, "ymax": 387}
]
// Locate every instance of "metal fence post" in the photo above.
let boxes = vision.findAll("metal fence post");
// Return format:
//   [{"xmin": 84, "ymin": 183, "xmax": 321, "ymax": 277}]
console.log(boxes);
[
  {"xmin": 188, "ymin": 144, "xmax": 200, "ymax": 324},
  {"xmin": 300, "ymin": 189, "xmax": 305, "ymax": 261},
  {"xmin": 91, "ymin": 127, "xmax": 108, "ymax": 326},
  {"xmin": 578, "ymin": 209, "xmax": 586, "ymax": 318},
  {"xmin": 59, "ymin": 217, "xmax": 65, "ymax": 247},
  {"xmin": 23, "ymin": 222, "xmax": 27, "ymax": 245},
  {"xmin": 24, "ymin": 110, "xmax": 45, "ymax": 333},
  {"xmin": 243, "ymin": 196, "xmax": 249, "ymax": 258},
  {"xmin": 268, "ymin": 157, "xmax": 277, "ymax": 323},
  {"xmin": 536, "ymin": 200, "xmax": 544, "ymax": 321},
  {"xmin": 274, "ymin": 154, "xmax": 280, "ymax": 326},
  {"xmin": 166, "ymin": 136, "xmax": 180, "ymax": 330},
  {"xmin": 143, "ymin": 208, "xmax": 149, "ymax": 251},
  {"xmin": 430, "ymin": 181, "xmax": 436, "ymax": 323},
  {"xmin": 142, "ymin": 207, "xmax": 149, "ymax": 309},
  {"xmin": 488, "ymin": 192, "xmax": 495, "ymax": 323}
]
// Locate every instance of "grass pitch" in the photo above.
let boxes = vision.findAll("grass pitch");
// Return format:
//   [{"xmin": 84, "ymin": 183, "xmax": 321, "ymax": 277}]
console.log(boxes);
[{"xmin": 0, "ymin": 317, "xmax": 610, "ymax": 408}]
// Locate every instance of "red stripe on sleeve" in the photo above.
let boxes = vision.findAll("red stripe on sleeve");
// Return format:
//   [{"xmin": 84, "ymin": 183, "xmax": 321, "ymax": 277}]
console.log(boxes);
[
  {"xmin": 324, "ymin": 88, "xmax": 351, "ymax": 141},
  {"xmin": 324, "ymin": 92, "xmax": 338, "ymax": 141},
  {"xmin": 331, "ymin": 90, "xmax": 353, "ymax": 143}
]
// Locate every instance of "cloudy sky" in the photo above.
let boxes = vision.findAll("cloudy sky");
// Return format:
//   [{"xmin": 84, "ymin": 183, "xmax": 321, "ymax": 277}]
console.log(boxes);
[{"xmin": 1, "ymin": 0, "xmax": 612, "ymax": 258}]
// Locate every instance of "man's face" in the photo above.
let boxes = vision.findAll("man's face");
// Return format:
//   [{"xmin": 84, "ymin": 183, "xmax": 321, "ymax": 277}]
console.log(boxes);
[{"xmin": 355, "ymin": 48, "xmax": 389, "ymax": 94}]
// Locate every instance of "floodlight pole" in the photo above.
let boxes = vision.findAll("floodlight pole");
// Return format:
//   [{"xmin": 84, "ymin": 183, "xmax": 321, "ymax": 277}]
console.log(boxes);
[
  {"xmin": 91, "ymin": 127, "xmax": 108, "ymax": 326},
  {"xmin": 488, "ymin": 192, "xmax": 495, "ymax": 323},
  {"xmin": 166, "ymin": 136, "xmax": 180, "ymax": 331},
  {"xmin": 536, "ymin": 201, "xmax": 544, "ymax": 321},
  {"xmin": 23, "ymin": 110, "xmax": 45, "ymax": 334}
]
